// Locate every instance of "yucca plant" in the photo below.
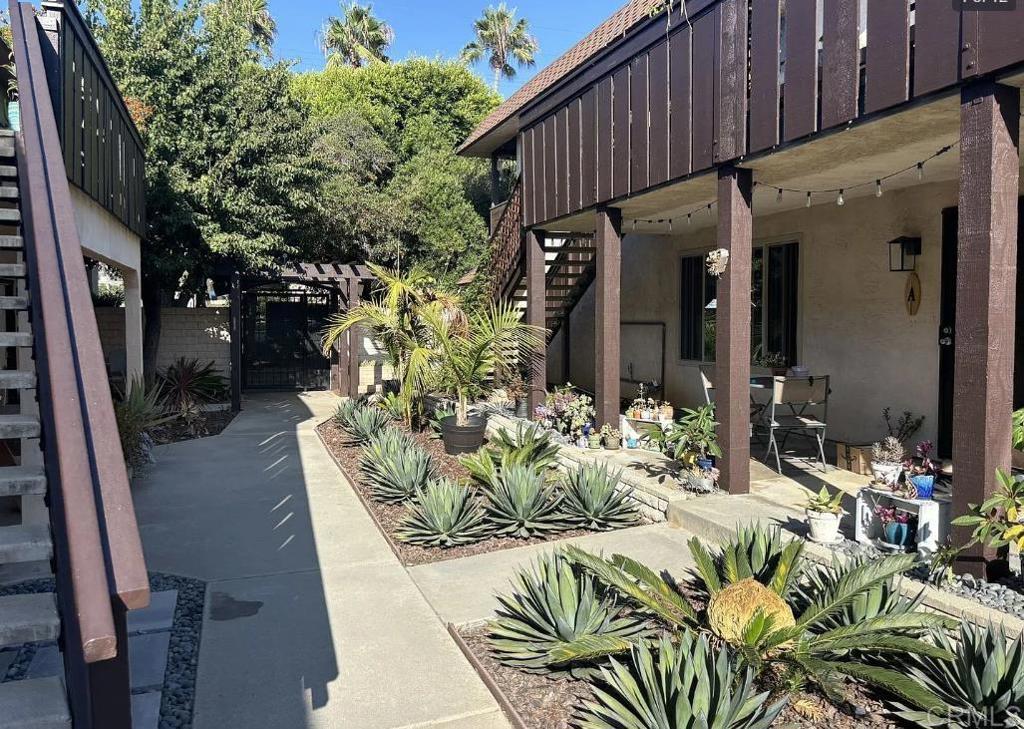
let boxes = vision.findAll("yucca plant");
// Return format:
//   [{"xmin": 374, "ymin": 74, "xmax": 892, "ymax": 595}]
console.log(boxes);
[
  {"xmin": 895, "ymin": 622, "xmax": 1024, "ymax": 727},
  {"xmin": 575, "ymin": 632, "xmax": 787, "ymax": 729},
  {"xmin": 115, "ymin": 377, "xmax": 175, "ymax": 470},
  {"xmin": 396, "ymin": 479, "xmax": 490, "ymax": 547},
  {"xmin": 481, "ymin": 462, "xmax": 569, "ymax": 537},
  {"xmin": 488, "ymin": 423, "xmax": 560, "ymax": 470},
  {"xmin": 157, "ymin": 357, "xmax": 227, "ymax": 414},
  {"xmin": 488, "ymin": 553, "xmax": 646, "ymax": 677},
  {"xmin": 342, "ymin": 405, "xmax": 393, "ymax": 444},
  {"xmin": 561, "ymin": 464, "xmax": 639, "ymax": 531},
  {"xmin": 361, "ymin": 429, "xmax": 433, "ymax": 502},
  {"xmin": 688, "ymin": 524, "xmax": 806, "ymax": 599}
]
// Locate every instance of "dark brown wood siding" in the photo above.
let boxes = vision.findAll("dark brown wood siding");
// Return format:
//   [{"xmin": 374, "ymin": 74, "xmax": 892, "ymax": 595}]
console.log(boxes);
[
  {"xmin": 913, "ymin": 0, "xmax": 961, "ymax": 96},
  {"xmin": 748, "ymin": 0, "xmax": 781, "ymax": 153},
  {"xmin": 567, "ymin": 99, "xmax": 582, "ymax": 212},
  {"xmin": 596, "ymin": 77, "xmax": 613, "ymax": 203},
  {"xmin": 669, "ymin": 28, "xmax": 691, "ymax": 179},
  {"xmin": 691, "ymin": 8, "xmax": 717, "ymax": 170},
  {"xmin": 522, "ymin": 129, "xmax": 535, "ymax": 226},
  {"xmin": 543, "ymin": 118, "xmax": 555, "ymax": 221},
  {"xmin": 556, "ymin": 107, "xmax": 569, "ymax": 218},
  {"xmin": 864, "ymin": 0, "xmax": 910, "ymax": 113},
  {"xmin": 715, "ymin": 0, "xmax": 747, "ymax": 162},
  {"xmin": 820, "ymin": 0, "xmax": 859, "ymax": 129},
  {"xmin": 648, "ymin": 40, "xmax": 669, "ymax": 187},
  {"xmin": 612, "ymin": 66, "xmax": 631, "ymax": 199},
  {"xmin": 783, "ymin": 0, "xmax": 818, "ymax": 142},
  {"xmin": 581, "ymin": 88, "xmax": 597, "ymax": 207},
  {"xmin": 630, "ymin": 54, "xmax": 649, "ymax": 193}
]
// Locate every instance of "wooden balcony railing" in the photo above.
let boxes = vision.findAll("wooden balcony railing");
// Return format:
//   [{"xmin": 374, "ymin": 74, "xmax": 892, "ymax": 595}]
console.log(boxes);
[
  {"xmin": 38, "ymin": 0, "xmax": 146, "ymax": 237},
  {"xmin": 10, "ymin": 2, "xmax": 149, "ymax": 725},
  {"xmin": 488, "ymin": 178, "xmax": 523, "ymax": 301}
]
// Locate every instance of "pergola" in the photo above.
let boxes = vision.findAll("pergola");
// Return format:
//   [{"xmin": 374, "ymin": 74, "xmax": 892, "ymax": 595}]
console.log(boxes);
[{"xmin": 228, "ymin": 263, "xmax": 376, "ymax": 410}]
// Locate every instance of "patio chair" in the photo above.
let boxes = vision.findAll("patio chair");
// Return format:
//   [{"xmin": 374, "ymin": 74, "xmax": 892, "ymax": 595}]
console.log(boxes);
[
  {"xmin": 699, "ymin": 367, "xmax": 715, "ymax": 405},
  {"xmin": 762, "ymin": 375, "xmax": 830, "ymax": 474}
]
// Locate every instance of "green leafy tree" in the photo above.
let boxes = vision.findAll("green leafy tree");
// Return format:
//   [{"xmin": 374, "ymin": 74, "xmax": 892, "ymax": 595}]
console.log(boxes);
[
  {"xmin": 320, "ymin": 2, "xmax": 394, "ymax": 69},
  {"xmin": 461, "ymin": 3, "xmax": 538, "ymax": 92}
]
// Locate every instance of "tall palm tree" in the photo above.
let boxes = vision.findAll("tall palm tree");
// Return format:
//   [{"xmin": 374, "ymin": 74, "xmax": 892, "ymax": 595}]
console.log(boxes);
[
  {"xmin": 209, "ymin": 0, "xmax": 277, "ymax": 55},
  {"xmin": 461, "ymin": 4, "xmax": 539, "ymax": 92},
  {"xmin": 320, "ymin": 2, "xmax": 394, "ymax": 69}
]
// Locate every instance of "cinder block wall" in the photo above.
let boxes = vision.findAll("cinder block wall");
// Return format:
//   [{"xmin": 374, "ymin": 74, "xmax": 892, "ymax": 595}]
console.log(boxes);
[{"xmin": 95, "ymin": 306, "xmax": 231, "ymax": 378}]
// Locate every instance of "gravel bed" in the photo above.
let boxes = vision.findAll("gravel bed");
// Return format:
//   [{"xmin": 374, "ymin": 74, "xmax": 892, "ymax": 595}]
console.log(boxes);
[
  {"xmin": 151, "ymin": 410, "xmax": 236, "ymax": 445},
  {"xmin": 0, "ymin": 573, "xmax": 206, "ymax": 729},
  {"xmin": 316, "ymin": 418, "xmax": 648, "ymax": 567}
]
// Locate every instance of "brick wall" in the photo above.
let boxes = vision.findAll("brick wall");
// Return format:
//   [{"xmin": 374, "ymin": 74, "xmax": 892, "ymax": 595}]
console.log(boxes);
[{"xmin": 95, "ymin": 306, "xmax": 231, "ymax": 379}]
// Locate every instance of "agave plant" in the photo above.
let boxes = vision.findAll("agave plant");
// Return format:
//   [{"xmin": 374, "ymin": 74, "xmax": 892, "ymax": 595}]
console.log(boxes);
[
  {"xmin": 481, "ymin": 463, "xmax": 569, "ymax": 537},
  {"xmin": 488, "ymin": 553, "xmax": 646, "ymax": 677},
  {"xmin": 895, "ymin": 622, "xmax": 1024, "ymax": 727},
  {"xmin": 342, "ymin": 405, "xmax": 393, "ymax": 444},
  {"xmin": 333, "ymin": 399, "xmax": 361, "ymax": 429},
  {"xmin": 575, "ymin": 632, "xmax": 787, "ymax": 729},
  {"xmin": 688, "ymin": 524, "xmax": 806, "ymax": 599},
  {"xmin": 488, "ymin": 423, "xmax": 560, "ymax": 470},
  {"xmin": 372, "ymin": 390, "xmax": 406, "ymax": 421},
  {"xmin": 395, "ymin": 479, "xmax": 490, "ymax": 547},
  {"xmin": 361, "ymin": 429, "xmax": 433, "ymax": 502},
  {"xmin": 561, "ymin": 464, "xmax": 639, "ymax": 531}
]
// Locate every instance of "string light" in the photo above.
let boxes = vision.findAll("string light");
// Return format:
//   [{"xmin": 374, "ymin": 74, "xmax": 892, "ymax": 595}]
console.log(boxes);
[
  {"xmin": 837, "ymin": 189, "xmax": 845, "ymax": 206},
  {"xmin": 776, "ymin": 187, "xmax": 783, "ymax": 204},
  {"xmin": 875, "ymin": 179, "xmax": 883, "ymax": 198},
  {"xmin": 806, "ymin": 192, "xmax": 812, "ymax": 208},
  {"xmin": 917, "ymin": 162, "xmax": 925, "ymax": 181}
]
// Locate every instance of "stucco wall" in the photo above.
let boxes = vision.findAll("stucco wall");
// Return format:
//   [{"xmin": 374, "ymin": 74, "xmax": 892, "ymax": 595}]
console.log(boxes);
[
  {"xmin": 96, "ymin": 307, "xmax": 231, "ymax": 378},
  {"xmin": 71, "ymin": 185, "xmax": 141, "ymax": 272},
  {"xmin": 552, "ymin": 180, "xmax": 957, "ymax": 445}
]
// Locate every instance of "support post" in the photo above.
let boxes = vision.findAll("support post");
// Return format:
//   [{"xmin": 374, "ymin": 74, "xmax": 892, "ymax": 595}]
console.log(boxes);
[
  {"xmin": 953, "ymin": 81, "xmax": 1020, "ymax": 578},
  {"xmin": 122, "ymin": 269, "xmax": 143, "ymax": 383},
  {"xmin": 490, "ymin": 153, "xmax": 502, "ymax": 206},
  {"xmin": 229, "ymin": 271, "xmax": 241, "ymax": 413},
  {"xmin": 715, "ymin": 166, "xmax": 753, "ymax": 495},
  {"xmin": 525, "ymin": 229, "xmax": 547, "ymax": 416},
  {"xmin": 335, "ymin": 288, "xmax": 350, "ymax": 396},
  {"xmin": 595, "ymin": 207, "xmax": 622, "ymax": 427},
  {"xmin": 348, "ymin": 277, "xmax": 361, "ymax": 399},
  {"xmin": 562, "ymin": 311, "xmax": 571, "ymax": 384}
]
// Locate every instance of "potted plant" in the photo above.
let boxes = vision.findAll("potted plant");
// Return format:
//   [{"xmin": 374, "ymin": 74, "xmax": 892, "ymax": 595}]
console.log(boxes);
[
  {"xmin": 667, "ymin": 404, "xmax": 721, "ymax": 471},
  {"xmin": 875, "ymin": 505, "xmax": 916, "ymax": 550},
  {"xmin": 805, "ymin": 486, "xmax": 845, "ymax": 544},
  {"xmin": 683, "ymin": 465, "xmax": 718, "ymax": 494},
  {"xmin": 660, "ymin": 401, "xmax": 674, "ymax": 420},
  {"xmin": 870, "ymin": 436, "xmax": 905, "ymax": 486},
  {"xmin": 904, "ymin": 440, "xmax": 937, "ymax": 500},
  {"xmin": 601, "ymin": 424, "xmax": 621, "ymax": 450},
  {"xmin": 587, "ymin": 426, "xmax": 603, "ymax": 449},
  {"xmin": 757, "ymin": 351, "xmax": 788, "ymax": 377},
  {"xmin": 505, "ymin": 370, "xmax": 528, "ymax": 418}
]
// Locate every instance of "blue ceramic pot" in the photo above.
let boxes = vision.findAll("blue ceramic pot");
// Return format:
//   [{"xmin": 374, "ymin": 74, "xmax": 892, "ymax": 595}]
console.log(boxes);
[
  {"xmin": 884, "ymin": 522, "xmax": 912, "ymax": 547},
  {"xmin": 696, "ymin": 457, "xmax": 714, "ymax": 472},
  {"xmin": 626, "ymin": 437, "xmax": 639, "ymax": 449},
  {"xmin": 911, "ymin": 475, "xmax": 935, "ymax": 500}
]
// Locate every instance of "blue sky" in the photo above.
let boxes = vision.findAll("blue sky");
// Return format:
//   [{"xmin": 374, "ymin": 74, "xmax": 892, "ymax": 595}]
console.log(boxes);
[{"xmin": 270, "ymin": 0, "xmax": 626, "ymax": 96}]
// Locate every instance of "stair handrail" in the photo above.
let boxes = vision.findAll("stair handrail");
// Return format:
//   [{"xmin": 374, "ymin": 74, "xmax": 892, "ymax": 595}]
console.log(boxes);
[
  {"xmin": 10, "ymin": 0, "xmax": 149, "ymax": 722},
  {"xmin": 488, "ymin": 177, "xmax": 523, "ymax": 301}
]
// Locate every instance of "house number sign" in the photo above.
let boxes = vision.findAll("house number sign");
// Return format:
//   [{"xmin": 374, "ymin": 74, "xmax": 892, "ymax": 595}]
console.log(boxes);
[{"xmin": 905, "ymin": 272, "xmax": 922, "ymax": 316}]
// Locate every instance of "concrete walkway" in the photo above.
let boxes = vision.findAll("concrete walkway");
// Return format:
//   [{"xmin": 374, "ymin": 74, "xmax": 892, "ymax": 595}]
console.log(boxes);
[{"xmin": 132, "ymin": 392, "xmax": 510, "ymax": 729}]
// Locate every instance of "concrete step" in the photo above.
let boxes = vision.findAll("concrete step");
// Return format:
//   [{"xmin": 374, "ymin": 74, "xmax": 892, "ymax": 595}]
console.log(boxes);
[
  {"xmin": 0, "ymin": 296, "xmax": 29, "ymax": 310},
  {"xmin": 0, "ymin": 235, "xmax": 23, "ymax": 249},
  {"xmin": 0, "ymin": 592, "xmax": 59, "ymax": 648},
  {"xmin": 0, "ymin": 676, "xmax": 71, "ymax": 728},
  {"xmin": 0, "ymin": 371, "xmax": 35, "ymax": 389},
  {"xmin": 0, "ymin": 524, "xmax": 52, "ymax": 563},
  {"xmin": 0, "ymin": 466, "xmax": 45, "ymax": 497},
  {"xmin": 0, "ymin": 143, "xmax": 14, "ymax": 160},
  {"xmin": 0, "ymin": 263, "xmax": 26, "ymax": 278},
  {"xmin": 0, "ymin": 331, "xmax": 32, "ymax": 347},
  {"xmin": 0, "ymin": 414, "xmax": 40, "ymax": 438},
  {"xmin": 0, "ymin": 208, "xmax": 20, "ymax": 224},
  {"xmin": 0, "ymin": 186, "xmax": 19, "ymax": 200},
  {"xmin": 0, "ymin": 166, "xmax": 17, "ymax": 179}
]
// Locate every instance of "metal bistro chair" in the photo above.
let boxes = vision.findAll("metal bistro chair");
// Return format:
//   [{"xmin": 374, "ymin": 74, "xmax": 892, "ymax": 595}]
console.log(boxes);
[{"xmin": 762, "ymin": 375, "xmax": 830, "ymax": 474}]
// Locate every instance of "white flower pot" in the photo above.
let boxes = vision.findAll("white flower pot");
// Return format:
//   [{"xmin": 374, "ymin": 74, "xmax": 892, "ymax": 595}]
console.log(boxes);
[
  {"xmin": 806, "ymin": 509, "xmax": 842, "ymax": 544},
  {"xmin": 870, "ymin": 461, "xmax": 902, "ymax": 486}
]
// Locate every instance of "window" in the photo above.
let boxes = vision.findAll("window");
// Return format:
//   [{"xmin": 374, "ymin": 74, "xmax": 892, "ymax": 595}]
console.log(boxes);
[{"xmin": 679, "ymin": 242, "xmax": 799, "ymax": 364}]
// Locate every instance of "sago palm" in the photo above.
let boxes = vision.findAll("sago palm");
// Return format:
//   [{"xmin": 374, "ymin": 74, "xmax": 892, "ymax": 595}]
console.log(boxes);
[
  {"xmin": 461, "ymin": 3, "xmax": 538, "ymax": 91},
  {"xmin": 321, "ymin": 1, "xmax": 394, "ymax": 69}
]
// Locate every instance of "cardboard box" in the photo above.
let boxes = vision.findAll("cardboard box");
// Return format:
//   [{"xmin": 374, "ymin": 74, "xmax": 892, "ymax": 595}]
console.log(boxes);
[{"xmin": 836, "ymin": 442, "xmax": 872, "ymax": 476}]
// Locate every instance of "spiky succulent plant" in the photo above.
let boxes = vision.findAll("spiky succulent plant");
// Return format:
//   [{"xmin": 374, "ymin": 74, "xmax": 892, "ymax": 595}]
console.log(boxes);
[
  {"xmin": 481, "ymin": 462, "xmax": 569, "ymax": 537},
  {"xmin": 488, "ymin": 553, "xmax": 646, "ymax": 677},
  {"xmin": 395, "ymin": 479, "xmax": 490, "ymax": 547},
  {"xmin": 361, "ymin": 429, "xmax": 433, "ymax": 502},
  {"xmin": 342, "ymin": 405, "xmax": 393, "ymax": 444},
  {"xmin": 489, "ymin": 422, "xmax": 560, "ymax": 470},
  {"xmin": 333, "ymin": 399, "xmax": 361, "ymax": 429},
  {"xmin": 895, "ymin": 622, "xmax": 1024, "ymax": 727},
  {"xmin": 688, "ymin": 523, "xmax": 806, "ymax": 599},
  {"xmin": 575, "ymin": 632, "xmax": 788, "ymax": 729},
  {"xmin": 561, "ymin": 464, "xmax": 639, "ymax": 531}
]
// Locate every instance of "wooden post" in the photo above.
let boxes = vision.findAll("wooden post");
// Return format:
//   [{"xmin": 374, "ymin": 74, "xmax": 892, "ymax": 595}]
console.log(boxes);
[
  {"xmin": 526, "ymin": 229, "xmax": 547, "ymax": 416},
  {"xmin": 595, "ymin": 207, "xmax": 622, "ymax": 427},
  {"xmin": 562, "ymin": 311, "xmax": 571, "ymax": 384},
  {"xmin": 348, "ymin": 277, "xmax": 361, "ymax": 399},
  {"xmin": 715, "ymin": 166, "xmax": 753, "ymax": 495},
  {"xmin": 334, "ymin": 287, "xmax": 349, "ymax": 396},
  {"xmin": 953, "ymin": 81, "xmax": 1020, "ymax": 578},
  {"xmin": 490, "ymin": 153, "xmax": 502, "ymax": 206},
  {"xmin": 229, "ymin": 271, "xmax": 242, "ymax": 412}
]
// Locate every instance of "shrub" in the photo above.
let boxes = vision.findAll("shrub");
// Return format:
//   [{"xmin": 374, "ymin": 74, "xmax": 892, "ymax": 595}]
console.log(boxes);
[
  {"xmin": 488, "ymin": 553, "xmax": 646, "ymax": 677},
  {"xmin": 575, "ymin": 633, "xmax": 787, "ymax": 729},
  {"xmin": 561, "ymin": 464, "xmax": 639, "ymax": 531},
  {"xmin": 687, "ymin": 524, "xmax": 806, "ymax": 599},
  {"xmin": 115, "ymin": 378, "xmax": 173, "ymax": 470},
  {"xmin": 361, "ymin": 429, "xmax": 433, "ymax": 502},
  {"xmin": 158, "ymin": 357, "xmax": 227, "ymax": 413},
  {"xmin": 396, "ymin": 479, "xmax": 490, "ymax": 547},
  {"xmin": 342, "ymin": 405, "xmax": 392, "ymax": 444},
  {"xmin": 895, "ymin": 622, "xmax": 1024, "ymax": 727},
  {"xmin": 482, "ymin": 463, "xmax": 569, "ymax": 537}
]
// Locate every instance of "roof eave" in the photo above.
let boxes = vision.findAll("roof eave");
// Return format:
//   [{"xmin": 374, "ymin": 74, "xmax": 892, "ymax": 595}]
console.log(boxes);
[{"xmin": 458, "ymin": 117, "xmax": 520, "ymax": 158}]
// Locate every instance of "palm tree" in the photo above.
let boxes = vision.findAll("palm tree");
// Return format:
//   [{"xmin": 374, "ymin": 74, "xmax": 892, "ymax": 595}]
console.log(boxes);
[
  {"xmin": 320, "ymin": 2, "xmax": 394, "ymax": 69},
  {"xmin": 461, "ymin": 4, "xmax": 539, "ymax": 92},
  {"xmin": 209, "ymin": 0, "xmax": 277, "ymax": 55}
]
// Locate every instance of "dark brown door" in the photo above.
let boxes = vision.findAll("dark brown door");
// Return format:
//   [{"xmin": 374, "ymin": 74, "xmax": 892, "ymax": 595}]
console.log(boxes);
[{"xmin": 938, "ymin": 200, "xmax": 1024, "ymax": 458}]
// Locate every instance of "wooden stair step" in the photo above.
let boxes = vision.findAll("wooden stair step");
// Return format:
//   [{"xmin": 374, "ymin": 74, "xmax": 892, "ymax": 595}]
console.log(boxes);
[
  {"xmin": 0, "ymin": 142, "xmax": 15, "ymax": 160},
  {"xmin": 0, "ymin": 331, "xmax": 32, "ymax": 347},
  {"xmin": 0, "ymin": 166, "xmax": 17, "ymax": 178},
  {"xmin": 0, "ymin": 208, "xmax": 20, "ymax": 223},
  {"xmin": 0, "ymin": 592, "xmax": 59, "ymax": 648},
  {"xmin": 0, "ymin": 414, "xmax": 40, "ymax": 438},
  {"xmin": 0, "ymin": 371, "xmax": 35, "ymax": 389},
  {"xmin": 0, "ymin": 295, "xmax": 29, "ymax": 310},
  {"xmin": 0, "ymin": 186, "xmax": 18, "ymax": 200},
  {"xmin": 0, "ymin": 263, "xmax": 26, "ymax": 278},
  {"xmin": 0, "ymin": 235, "xmax": 23, "ymax": 248},
  {"xmin": 0, "ymin": 466, "xmax": 45, "ymax": 497},
  {"xmin": 0, "ymin": 677, "xmax": 71, "ymax": 728},
  {"xmin": 0, "ymin": 524, "xmax": 53, "ymax": 563}
]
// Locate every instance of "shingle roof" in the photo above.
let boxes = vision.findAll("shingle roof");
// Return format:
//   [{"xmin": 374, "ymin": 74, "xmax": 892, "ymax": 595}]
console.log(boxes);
[{"xmin": 458, "ymin": 0, "xmax": 660, "ymax": 156}]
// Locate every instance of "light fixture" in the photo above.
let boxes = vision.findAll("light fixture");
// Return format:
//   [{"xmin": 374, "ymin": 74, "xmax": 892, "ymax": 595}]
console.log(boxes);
[
  {"xmin": 888, "ymin": 236, "xmax": 922, "ymax": 272},
  {"xmin": 917, "ymin": 162, "xmax": 925, "ymax": 181},
  {"xmin": 837, "ymin": 189, "xmax": 845, "ymax": 206},
  {"xmin": 776, "ymin": 187, "xmax": 783, "ymax": 204},
  {"xmin": 805, "ymin": 192, "xmax": 812, "ymax": 208},
  {"xmin": 876, "ymin": 180, "xmax": 883, "ymax": 198},
  {"xmin": 687, "ymin": 213, "xmax": 692, "ymax": 225}
]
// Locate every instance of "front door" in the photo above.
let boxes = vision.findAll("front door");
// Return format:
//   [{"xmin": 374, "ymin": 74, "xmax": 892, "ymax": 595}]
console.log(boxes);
[{"xmin": 938, "ymin": 200, "xmax": 1024, "ymax": 458}]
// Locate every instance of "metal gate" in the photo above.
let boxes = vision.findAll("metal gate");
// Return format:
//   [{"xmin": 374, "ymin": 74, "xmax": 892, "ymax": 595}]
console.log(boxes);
[{"xmin": 242, "ymin": 287, "xmax": 337, "ymax": 390}]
